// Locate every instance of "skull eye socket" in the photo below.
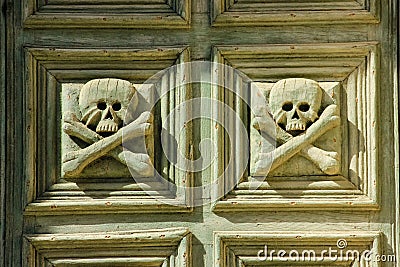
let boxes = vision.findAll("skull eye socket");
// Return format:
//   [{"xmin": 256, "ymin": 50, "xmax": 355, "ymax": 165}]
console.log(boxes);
[
  {"xmin": 282, "ymin": 102, "xmax": 293, "ymax": 111},
  {"xmin": 97, "ymin": 102, "xmax": 107, "ymax": 110},
  {"xmin": 112, "ymin": 102, "xmax": 121, "ymax": 111},
  {"xmin": 298, "ymin": 103, "xmax": 310, "ymax": 112}
]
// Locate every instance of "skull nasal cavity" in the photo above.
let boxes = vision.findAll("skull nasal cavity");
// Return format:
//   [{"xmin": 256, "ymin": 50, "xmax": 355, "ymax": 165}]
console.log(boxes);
[
  {"xmin": 292, "ymin": 110, "xmax": 300, "ymax": 119},
  {"xmin": 105, "ymin": 109, "xmax": 113, "ymax": 120}
]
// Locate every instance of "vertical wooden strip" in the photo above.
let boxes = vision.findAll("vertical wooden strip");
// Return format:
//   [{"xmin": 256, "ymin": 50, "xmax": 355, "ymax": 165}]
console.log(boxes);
[
  {"xmin": 212, "ymin": 0, "xmax": 223, "ymax": 23},
  {"xmin": 211, "ymin": 48, "xmax": 225, "ymax": 201},
  {"xmin": 169, "ymin": 67, "xmax": 176, "ymax": 186},
  {"xmin": 340, "ymin": 80, "xmax": 349, "ymax": 179},
  {"xmin": 176, "ymin": 49, "xmax": 191, "ymax": 204},
  {"xmin": 175, "ymin": 234, "xmax": 192, "ymax": 267},
  {"xmin": 46, "ymin": 74, "xmax": 59, "ymax": 192},
  {"xmin": 224, "ymin": 62, "xmax": 234, "ymax": 194},
  {"xmin": 0, "ymin": 0, "xmax": 5, "ymax": 261},
  {"xmin": 357, "ymin": 60, "xmax": 366, "ymax": 194},
  {"xmin": 160, "ymin": 72, "xmax": 170, "ymax": 182},
  {"xmin": 234, "ymin": 74, "xmax": 245, "ymax": 184},
  {"xmin": 181, "ymin": 49, "xmax": 192, "ymax": 206},
  {"xmin": 366, "ymin": 49, "xmax": 378, "ymax": 202},
  {"xmin": 25, "ymin": 53, "xmax": 37, "ymax": 205},
  {"xmin": 37, "ymin": 65, "xmax": 47, "ymax": 196},
  {"xmin": 345, "ymin": 66, "xmax": 359, "ymax": 188}
]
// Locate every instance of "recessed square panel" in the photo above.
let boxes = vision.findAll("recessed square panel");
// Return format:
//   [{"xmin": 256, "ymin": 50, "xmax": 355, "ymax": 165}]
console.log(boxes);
[
  {"xmin": 212, "ymin": 42, "xmax": 379, "ymax": 211},
  {"xmin": 24, "ymin": 0, "xmax": 191, "ymax": 28},
  {"xmin": 24, "ymin": 47, "xmax": 192, "ymax": 215},
  {"xmin": 25, "ymin": 228, "xmax": 192, "ymax": 266},
  {"xmin": 211, "ymin": 0, "xmax": 379, "ymax": 26}
]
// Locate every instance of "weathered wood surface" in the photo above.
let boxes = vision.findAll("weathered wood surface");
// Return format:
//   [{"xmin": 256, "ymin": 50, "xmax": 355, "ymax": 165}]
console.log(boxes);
[{"xmin": 1, "ymin": 0, "xmax": 398, "ymax": 266}]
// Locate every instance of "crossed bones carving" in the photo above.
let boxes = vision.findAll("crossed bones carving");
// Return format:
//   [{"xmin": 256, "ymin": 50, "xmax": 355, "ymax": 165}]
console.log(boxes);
[
  {"xmin": 252, "ymin": 78, "xmax": 340, "ymax": 176},
  {"xmin": 62, "ymin": 78, "xmax": 153, "ymax": 178}
]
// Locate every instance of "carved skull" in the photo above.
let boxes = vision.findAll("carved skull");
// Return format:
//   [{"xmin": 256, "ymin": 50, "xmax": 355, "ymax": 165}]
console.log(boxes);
[
  {"xmin": 269, "ymin": 78, "xmax": 322, "ymax": 136},
  {"xmin": 79, "ymin": 78, "xmax": 138, "ymax": 136}
]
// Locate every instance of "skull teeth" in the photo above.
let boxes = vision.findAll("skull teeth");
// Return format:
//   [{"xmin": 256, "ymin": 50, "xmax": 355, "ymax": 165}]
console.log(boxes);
[
  {"xmin": 96, "ymin": 120, "xmax": 119, "ymax": 133},
  {"xmin": 286, "ymin": 122, "xmax": 306, "ymax": 131}
]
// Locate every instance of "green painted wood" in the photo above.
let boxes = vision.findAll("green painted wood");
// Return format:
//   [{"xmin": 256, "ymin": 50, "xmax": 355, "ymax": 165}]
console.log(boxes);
[{"xmin": 1, "ymin": 0, "xmax": 399, "ymax": 266}]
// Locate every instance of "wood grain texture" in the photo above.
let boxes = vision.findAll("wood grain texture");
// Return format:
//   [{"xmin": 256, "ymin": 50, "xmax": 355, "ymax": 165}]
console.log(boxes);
[
  {"xmin": 23, "ymin": 0, "xmax": 191, "ymax": 28},
  {"xmin": 0, "ymin": 0, "xmax": 5, "ymax": 264},
  {"xmin": 211, "ymin": 0, "xmax": 380, "ymax": 26},
  {"xmin": 212, "ymin": 42, "xmax": 380, "ymax": 212},
  {"xmin": 2, "ymin": 0, "xmax": 398, "ymax": 266},
  {"xmin": 25, "ymin": 227, "xmax": 192, "ymax": 266}
]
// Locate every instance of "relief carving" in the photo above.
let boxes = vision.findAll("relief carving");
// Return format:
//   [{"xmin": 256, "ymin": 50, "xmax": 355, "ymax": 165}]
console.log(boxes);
[
  {"xmin": 251, "ymin": 78, "xmax": 341, "ymax": 177},
  {"xmin": 62, "ymin": 78, "xmax": 153, "ymax": 178}
]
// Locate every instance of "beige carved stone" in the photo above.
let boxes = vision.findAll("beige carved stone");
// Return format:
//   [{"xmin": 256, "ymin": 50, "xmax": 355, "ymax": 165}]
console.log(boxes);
[
  {"xmin": 251, "ymin": 78, "xmax": 341, "ymax": 177},
  {"xmin": 61, "ymin": 78, "xmax": 154, "ymax": 178}
]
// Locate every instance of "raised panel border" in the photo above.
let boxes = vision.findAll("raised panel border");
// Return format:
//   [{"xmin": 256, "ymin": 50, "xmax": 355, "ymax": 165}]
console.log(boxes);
[
  {"xmin": 24, "ymin": 227, "xmax": 192, "ymax": 266},
  {"xmin": 23, "ymin": 46, "xmax": 193, "ymax": 215},
  {"xmin": 214, "ymin": 231, "xmax": 382, "ymax": 266},
  {"xmin": 212, "ymin": 42, "xmax": 380, "ymax": 211},
  {"xmin": 211, "ymin": 0, "xmax": 379, "ymax": 26},
  {"xmin": 23, "ymin": 0, "xmax": 191, "ymax": 29}
]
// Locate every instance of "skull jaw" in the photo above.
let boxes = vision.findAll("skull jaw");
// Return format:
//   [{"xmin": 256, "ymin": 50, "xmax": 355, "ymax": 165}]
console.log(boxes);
[
  {"xmin": 96, "ymin": 120, "xmax": 119, "ymax": 137},
  {"xmin": 285, "ymin": 119, "xmax": 307, "ymax": 136}
]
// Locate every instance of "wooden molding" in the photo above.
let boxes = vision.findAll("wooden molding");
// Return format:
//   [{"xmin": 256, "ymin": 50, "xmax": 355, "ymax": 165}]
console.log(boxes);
[
  {"xmin": 25, "ymin": 227, "xmax": 192, "ymax": 266},
  {"xmin": 214, "ymin": 231, "xmax": 382, "ymax": 267},
  {"xmin": 23, "ymin": 0, "xmax": 191, "ymax": 29},
  {"xmin": 211, "ymin": 0, "xmax": 380, "ymax": 26},
  {"xmin": 212, "ymin": 42, "xmax": 380, "ymax": 211},
  {"xmin": 23, "ymin": 47, "xmax": 193, "ymax": 215}
]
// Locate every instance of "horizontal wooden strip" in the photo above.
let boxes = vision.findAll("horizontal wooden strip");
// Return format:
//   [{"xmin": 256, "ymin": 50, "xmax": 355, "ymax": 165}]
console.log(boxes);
[
  {"xmin": 24, "ymin": 199, "xmax": 192, "ymax": 215},
  {"xmin": 48, "ymin": 69, "xmax": 168, "ymax": 81},
  {"xmin": 213, "ymin": 198, "xmax": 379, "ymax": 211},
  {"xmin": 248, "ymin": 175, "xmax": 349, "ymax": 182},
  {"xmin": 42, "ymin": 60, "xmax": 176, "ymax": 70},
  {"xmin": 237, "ymin": 66, "xmax": 356, "ymax": 81},
  {"xmin": 50, "ymin": 257, "xmax": 166, "ymax": 267},
  {"xmin": 236, "ymin": 0, "xmax": 361, "ymax": 3},
  {"xmin": 216, "ymin": 42, "xmax": 377, "ymax": 57},
  {"xmin": 229, "ymin": 2, "xmax": 363, "ymax": 11},
  {"xmin": 239, "ymin": 256, "xmax": 354, "ymax": 265},
  {"xmin": 229, "ymin": 58, "xmax": 364, "ymax": 68},
  {"xmin": 237, "ymin": 179, "xmax": 357, "ymax": 190},
  {"xmin": 26, "ymin": 227, "xmax": 189, "ymax": 248},
  {"xmin": 48, "ymin": 181, "xmax": 167, "ymax": 191},
  {"xmin": 35, "ymin": 249, "xmax": 176, "ymax": 260},
  {"xmin": 47, "ymin": 0, "xmax": 166, "ymax": 4},
  {"xmin": 213, "ymin": 11, "xmax": 378, "ymax": 26},
  {"xmin": 40, "ymin": 192, "xmax": 176, "ymax": 198},
  {"xmin": 231, "ymin": 189, "xmax": 364, "ymax": 195},
  {"xmin": 27, "ymin": 47, "xmax": 185, "ymax": 61},
  {"xmin": 24, "ymin": 13, "xmax": 190, "ymax": 29},
  {"xmin": 216, "ymin": 231, "xmax": 380, "ymax": 243},
  {"xmin": 40, "ymin": 5, "xmax": 173, "ymax": 13},
  {"xmin": 229, "ymin": 244, "xmax": 371, "ymax": 252}
]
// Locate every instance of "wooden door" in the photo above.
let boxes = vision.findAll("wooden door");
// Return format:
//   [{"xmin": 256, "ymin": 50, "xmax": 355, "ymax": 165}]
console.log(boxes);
[{"xmin": 1, "ymin": 0, "xmax": 399, "ymax": 266}]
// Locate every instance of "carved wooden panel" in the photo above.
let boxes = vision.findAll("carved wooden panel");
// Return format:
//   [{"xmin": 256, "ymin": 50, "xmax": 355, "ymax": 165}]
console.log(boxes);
[
  {"xmin": 23, "ymin": 47, "xmax": 192, "ymax": 215},
  {"xmin": 211, "ymin": 0, "xmax": 379, "ymax": 26},
  {"xmin": 23, "ymin": 0, "xmax": 191, "ymax": 28},
  {"xmin": 24, "ymin": 228, "xmax": 191, "ymax": 266},
  {"xmin": 214, "ymin": 231, "xmax": 382, "ymax": 266},
  {"xmin": 212, "ymin": 42, "xmax": 379, "ymax": 211}
]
